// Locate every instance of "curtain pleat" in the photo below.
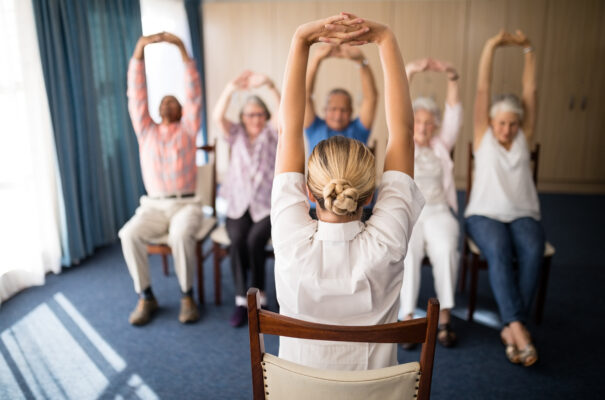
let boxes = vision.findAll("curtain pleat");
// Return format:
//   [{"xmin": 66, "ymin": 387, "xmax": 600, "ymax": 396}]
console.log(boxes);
[{"xmin": 32, "ymin": 0, "xmax": 145, "ymax": 265}]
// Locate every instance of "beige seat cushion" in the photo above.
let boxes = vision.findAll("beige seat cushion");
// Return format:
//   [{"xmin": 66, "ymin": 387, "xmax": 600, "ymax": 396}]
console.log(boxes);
[
  {"xmin": 261, "ymin": 353, "xmax": 419, "ymax": 400},
  {"xmin": 210, "ymin": 225, "xmax": 273, "ymax": 249},
  {"xmin": 147, "ymin": 216, "xmax": 217, "ymax": 245},
  {"xmin": 467, "ymin": 238, "xmax": 555, "ymax": 257}
]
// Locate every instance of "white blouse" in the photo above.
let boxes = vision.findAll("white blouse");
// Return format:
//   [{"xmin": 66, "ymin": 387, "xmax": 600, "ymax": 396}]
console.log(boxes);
[
  {"xmin": 414, "ymin": 147, "xmax": 446, "ymax": 205},
  {"xmin": 464, "ymin": 128, "xmax": 541, "ymax": 222},
  {"xmin": 271, "ymin": 171, "xmax": 424, "ymax": 371}
]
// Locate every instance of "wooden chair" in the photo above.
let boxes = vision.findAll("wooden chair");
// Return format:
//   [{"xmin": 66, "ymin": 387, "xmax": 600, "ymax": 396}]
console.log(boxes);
[
  {"xmin": 247, "ymin": 288, "xmax": 439, "ymax": 400},
  {"xmin": 146, "ymin": 144, "xmax": 218, "ymax": 305},
  {"xmin": 459, "ymin": 142, "xmax": 555, "ymax": 323}
]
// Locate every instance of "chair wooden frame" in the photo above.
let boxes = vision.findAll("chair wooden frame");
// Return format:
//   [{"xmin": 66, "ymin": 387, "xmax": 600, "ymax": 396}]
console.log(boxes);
[
  {"xmin": 459, "ymin": 142, "xmax": 554, "ymax": 324},
  {"xmin": 146, "ymin": 144, "xmax": 217, "ymax": 305},
  {"xmin": 247, "ymin": 288, "xmax": 439, "ymax": 400}
]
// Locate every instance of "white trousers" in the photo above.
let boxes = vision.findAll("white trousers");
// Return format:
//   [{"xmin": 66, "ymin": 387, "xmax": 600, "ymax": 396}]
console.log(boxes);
[
  {"xmin": 400, "ymin": 203, "xmax": 459, "ymax": 317},
  {"xmin": 119, "ymin": 196, "xmax": 202, "ymax": 294}
]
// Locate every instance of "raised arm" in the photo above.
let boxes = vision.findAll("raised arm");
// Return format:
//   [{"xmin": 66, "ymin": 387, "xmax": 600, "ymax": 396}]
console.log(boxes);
[
  {"xmin": 405, "ymin": 58, "xmax": 429, "ymax": 83},
  {"xmin": 128, "ymin": 34, "xmax": 163, "ymax": 136},
  {"xmin": 304, "ymin": 45, "xmax": 333, "ymax": 129},
  {"xmin": 352, "ymin": 19, "xmax": 414, "ymax": 176},
  {"xmin": 514, "ymin": 30, "xmax": 537, "ymax": 144},
  {"xmin": 474, "ymin": 31, "xmax": 507, "ymax": 151},
  {"xmin": 277, "ymin": 15, "xmax": 367, "ymax": 174},
  {"xmin": 212, "ymin": 71, "xmax": 251, "ymax": 138},
  {"xmin": 429, "ymin": 58, "xmax": 462, "ymax": 150},
  {"xmin": 248, "ymin": 72, "xmax": 281, "ymax": 130},
  {"xmin": 334, "ymin": 45, "xmax": 378, "ymax": 129}
]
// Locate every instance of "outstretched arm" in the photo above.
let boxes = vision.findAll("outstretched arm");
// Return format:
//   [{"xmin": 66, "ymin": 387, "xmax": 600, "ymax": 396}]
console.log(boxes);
[
  {"xmin": 304, "ymin": 45, "xmax": 333, "ymax": 129},
  {"xmin": 348, "ymin": 16, "xmax": 413, "ymax": 176},
  {"xmin": 212, "ymin": 71, "xmax": 251, "ymax": 138},
  {"xmin": 429, "ymin": 58, "xmax": 462, "ymax": 150},
  {"xmin": 474, "ymin": 31, "xmax": 507, "ymax": 151},
  {"xmin": 277, "ymin": 15, "xmax": 367, "ymax": 174},
  {"xmin": 128, "ymin": 34, "xmax": 163, "ymax": 136},
  {"xmin": 513, "ymin": 30, "xmax": 537, "ymax": 144},
  {"xmin": 334, "ymin": 45, "xmax": 378, "ymax": 129}
]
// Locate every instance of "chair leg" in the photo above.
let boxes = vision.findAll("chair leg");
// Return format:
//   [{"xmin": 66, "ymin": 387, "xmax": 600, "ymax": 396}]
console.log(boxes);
[
  {"xmin": 197, "ymin": 242, "xmax": 204, "ymax": 305},
  {"xmin": 534, "ymin": 256, "xmax": 552, "ymax": 325},
  {"xmin": 467, "ymin": 254, "xmax": 479, "ymax": 321},
  {"xmin": 213, "ymin": 242, "xmax": 222, "ymax": 305},
  {"xmin": 162, "ymin": 254, "xmax": 169, "ymax": 276},
  {"xmin": 459, "ymin": 246, "xmax": 468, "ymax": 293}
]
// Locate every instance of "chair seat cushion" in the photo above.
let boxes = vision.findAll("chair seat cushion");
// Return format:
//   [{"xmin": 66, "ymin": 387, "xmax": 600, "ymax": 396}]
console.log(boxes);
[
  {"xmin": 210, "ymin": 224, "xmax": 231, "ymax": 246},
  {"xmin": 468, "ymin": 238, "xmax": 556, "ymax": 257},
  {"xmin": 147, "ymin": 217, "xmax": 217, "ymax": 245},
  {"xmin": 261, "ymin": 353, "xmax": 420, "ymax": 400}
]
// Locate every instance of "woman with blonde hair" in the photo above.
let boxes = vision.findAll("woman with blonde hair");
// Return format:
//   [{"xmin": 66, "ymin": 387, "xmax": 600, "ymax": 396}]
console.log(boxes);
[
  {"xmin": 399, "ymin": 58, "xmax": 463, "ymax": 349},
  {"xmin": 213, "ymin": 70, "xmax": 280, "ymax": 327},
  {"xmin": 465, "ymin": 30, "xmax": 543, "ymax": 366},
  {"xmin": 271, "ymin": 13, "xmax": 424, "ymax": 370}
]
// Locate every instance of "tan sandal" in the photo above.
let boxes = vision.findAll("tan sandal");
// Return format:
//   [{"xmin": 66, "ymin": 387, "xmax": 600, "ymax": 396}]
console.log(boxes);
[
  {"xmin": 501, "ymin": 330, "xmax": 521, "ymax": 364},
  {"xmin": 519, "ymin": 343, "xmax": 538, "ymax": 367}
]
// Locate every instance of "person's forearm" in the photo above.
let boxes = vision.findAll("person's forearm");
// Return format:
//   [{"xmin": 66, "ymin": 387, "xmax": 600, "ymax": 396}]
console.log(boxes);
[
  {"xmin": 132, "ymin": 41, "xmax": 145, "ymax": 60},
  {"xmin": 305, "ymin": 55, "xmax": 322, "ymax": 100},
  {"xmin": 522, "ymin": 50, "xmax": 537, "ymax": 98},
  {"xmin": 380, "ymin": 31, "xmax": 414, "ymax": 174},
  {"xmin": 178, "ymin": 44, "xmax": 191, "ymax": 62},
  {"xmin": 213, "ymin": 83, "xmax": 236, "ymax": 128},
  {"xmin": 446, "ymin": 79, "xmax": 460, "ymax": 106},
  {"xmin": 477, "ymin": 41, "xmax": 496, "ymax": 93},
  {"xmin": 359, "ymin": 61, "xmax": 378, "ymax": 112}
]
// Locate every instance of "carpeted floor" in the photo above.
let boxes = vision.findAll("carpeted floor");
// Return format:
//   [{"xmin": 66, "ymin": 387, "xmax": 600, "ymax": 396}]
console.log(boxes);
[{"xmin": 1, "ymin": 192, "xmax": 604, "ymax": 399}]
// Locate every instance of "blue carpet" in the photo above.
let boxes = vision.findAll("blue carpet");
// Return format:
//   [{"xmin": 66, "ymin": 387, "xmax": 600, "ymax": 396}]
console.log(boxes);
[{"xmin": 0, "ymin": 192, "xmax": 604, "ymax": 399}]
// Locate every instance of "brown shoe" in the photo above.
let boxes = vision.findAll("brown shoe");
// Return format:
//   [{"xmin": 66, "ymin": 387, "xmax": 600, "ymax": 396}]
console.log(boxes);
[
  {"xmin": 179, "ymin": 295, "xmax": 200, "ymax": 324},
  {"xmin": 129, "ymin": 298, "xmax": 159, "ymax": 326}
]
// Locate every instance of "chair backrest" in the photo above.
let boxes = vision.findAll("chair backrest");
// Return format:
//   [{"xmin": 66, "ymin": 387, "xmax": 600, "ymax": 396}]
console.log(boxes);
[
  {"xmin": 196, "ymin": 144, "xmax": 217, "ymax": 216},
  {"xmin": 465, "ymin": 141, "xmax": 540, "ymax": 207},
  {"xmin": 247, "ymin": 288, "xmax": 439, "ymax": 400}
]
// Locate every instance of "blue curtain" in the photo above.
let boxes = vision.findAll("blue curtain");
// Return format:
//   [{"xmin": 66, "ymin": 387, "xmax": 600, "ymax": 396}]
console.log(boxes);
[
  {"xmin": 32, "ymin": 0, "xmax": 145, "ymax": 265},
  {"xmin": 184, "ymin": 0, "xmax": 208, "ymax": 149}
]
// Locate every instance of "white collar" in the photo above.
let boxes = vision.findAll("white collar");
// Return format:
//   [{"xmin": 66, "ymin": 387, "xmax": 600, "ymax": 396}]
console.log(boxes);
[{"xmin": 315, "ymin": 220, "xmax": 364, "ymax": 242}]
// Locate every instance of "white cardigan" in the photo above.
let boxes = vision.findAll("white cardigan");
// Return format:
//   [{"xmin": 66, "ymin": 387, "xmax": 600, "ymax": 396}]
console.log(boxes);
[{"xmin": 271, "ymin": 171, "xmax": 424, "ymax": 371}]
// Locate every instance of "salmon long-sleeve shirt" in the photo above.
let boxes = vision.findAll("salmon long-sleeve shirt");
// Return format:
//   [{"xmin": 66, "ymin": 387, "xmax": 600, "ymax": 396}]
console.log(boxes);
[{"xmin": 127, "ymin": 58, "xmax": 202, "ymax": 197}]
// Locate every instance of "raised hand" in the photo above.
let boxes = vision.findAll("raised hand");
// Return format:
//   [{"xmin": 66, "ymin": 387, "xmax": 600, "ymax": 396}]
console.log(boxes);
[
  {"xmin": 248, "ymin": 72, "xmax": 272, "ymax": 89},
  {"xmin": 231, "ymin": 70, "xmax": 252, "ymax": 90},
  {"xmin": 510, "ymin": 29, "xmax": 531, "ymax": 47},
  {"xmin": 313, "ymin": 44, "xmax": 336, "ymax": 61},
  {"xmin": 406, "ymin": 58, "xmax": 430, "ymax": 75},
  {"xmin": 160, "ymin": 32, "xmax": 184, "ymax": 47},
  {"xmin": 295, "ymin": 14, "xmax": 368, "ymax": 46}
]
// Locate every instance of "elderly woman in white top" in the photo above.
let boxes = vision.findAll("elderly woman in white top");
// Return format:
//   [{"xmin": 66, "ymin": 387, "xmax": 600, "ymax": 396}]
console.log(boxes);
[
  {"xmin": 399, "ymin": 58, "xmax": 462, "ymax": 349},
  {"xmin": 213, "ymin": 71, "xmax": 280, "ymax": 327},
  {"xmin": 465, "ymin": 30, "xmax": 543, "ymax": 367},
  {"xmin": 271, "ymin": 13, "xmax": 424, "ymax": 371}
]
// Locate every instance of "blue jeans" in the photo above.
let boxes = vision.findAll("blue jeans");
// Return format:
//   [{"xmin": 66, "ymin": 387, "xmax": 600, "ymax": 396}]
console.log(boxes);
[{"xmin": 465, "ymin": 216, "xmax": 545, "ymax": 324}]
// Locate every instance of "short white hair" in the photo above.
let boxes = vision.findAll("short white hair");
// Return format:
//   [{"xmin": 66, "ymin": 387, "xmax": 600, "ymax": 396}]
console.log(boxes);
[
  {"xmin": 490, "ymin": 94, "xmax": 524, "ymax": 122},
  {"xmin": 412, "ymin": 97, "xmax": 441, "ymax": 126}
]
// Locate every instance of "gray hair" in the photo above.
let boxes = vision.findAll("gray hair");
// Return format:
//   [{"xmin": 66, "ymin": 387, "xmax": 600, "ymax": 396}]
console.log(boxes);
[
  {"xmin": 325, "ymin": 88, "xmax": 353, "ymax": 110},
  {"xmin": 412, "ymin": 97, "xmax": 441, "ymax": 127},
  {"xmin": 490, "ymin": 94, "xmax": 524, "ymax": 122},
  {"xmin": 239, "ymin": 95, "xmax": 271, "ymax": 123}
]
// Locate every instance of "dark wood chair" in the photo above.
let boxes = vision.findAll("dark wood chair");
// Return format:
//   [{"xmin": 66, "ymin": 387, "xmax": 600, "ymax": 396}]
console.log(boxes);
[
  {"xmin": 146, "ymin": 144, "xmax": 218, "ymax": 305},
  {"xmin": 459, "ymin": 142, "xmax": 555, "ymax": 323},
  {"xmin": 247, "ymin": 288, "xmax": 439, "ymax": 400}
]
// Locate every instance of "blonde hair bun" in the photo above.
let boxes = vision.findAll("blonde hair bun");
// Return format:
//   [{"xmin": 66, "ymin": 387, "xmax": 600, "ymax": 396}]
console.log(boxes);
[{"xmin": 323, "ymin": 179, "xmax": 359, "ymax": 215}]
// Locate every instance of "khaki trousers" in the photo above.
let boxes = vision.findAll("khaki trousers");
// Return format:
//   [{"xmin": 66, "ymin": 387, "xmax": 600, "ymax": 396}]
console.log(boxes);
[{"xmin": 119, "ymin": 196, "xmax": 202, "ymax": 294}]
